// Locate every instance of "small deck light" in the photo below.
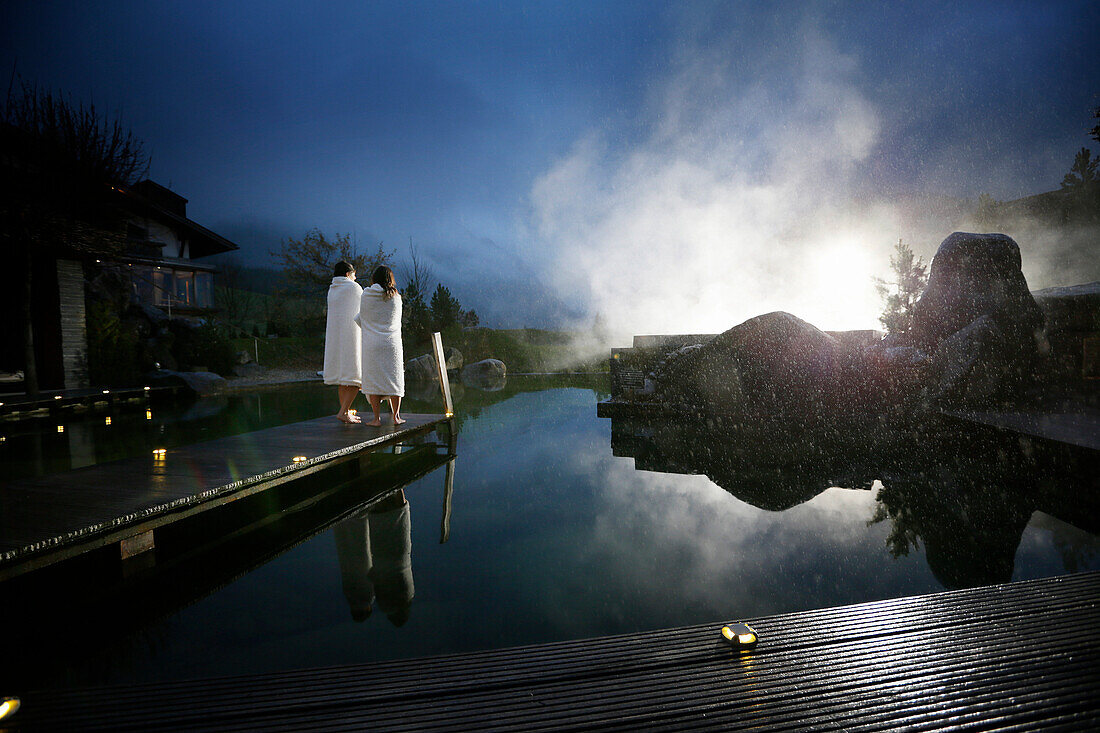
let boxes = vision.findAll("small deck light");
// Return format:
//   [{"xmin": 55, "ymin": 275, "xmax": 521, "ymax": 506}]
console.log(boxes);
[
  {"xmin": 292, "ymin": 455, "xmax": 308, "ymax": 463},
  {"xmin": 348, "ymin": 409, "xmax": 357, "ymax": 417},
  {"xmin": 152, "ymin": 448, "xmax": 167, "ymax": 460},
  {"xmin": 54, "ymin": 395, "xmax": 62, "ymax": 400},
  {"xmin": 105, "ymin": 417, "xmax": 112, "ymax": 426},
  {"xmin": 102, "ymin": 389, "xmax": 110, "ymax": 395},
  {"xmin": 146, "ymin": 409, "xmax": 153, "ymax": 420},
  {"xmin": 721, "ymin": 622, "xmax": 758, "ymax": 650},
  {"xmin": 0, "ymin": 697, "xmax": 19, "ymax": 722},
  {"xmin": 143, "ymin": 386, "xmax": 151, "ymax": 391},
  {"xmin": 57, "ymin": 425, "xmax": 65, "ymax": 433}
]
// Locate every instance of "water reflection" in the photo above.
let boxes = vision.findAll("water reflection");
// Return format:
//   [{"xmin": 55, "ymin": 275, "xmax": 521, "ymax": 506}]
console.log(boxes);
[
  {"xmin": 0, "ymin": 427, "xmax": 453, "ymax": 692},
  {"xmin": 608, "ymin": 413, "xmax": 1099, "ymax": 589},
  {"xmin": 334, "ymin": 489, "xmax": 415, "ymax": 625}
]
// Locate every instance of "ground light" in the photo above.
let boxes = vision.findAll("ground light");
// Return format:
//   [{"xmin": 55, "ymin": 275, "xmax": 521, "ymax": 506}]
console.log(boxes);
[
  {"xmin": 0, "ymin": 697, "xmax": 19, "ymax": 721},
  {"xmin": 721, "ymin": 622, "xmax": 758, "ymax": 649},
  {"xmin": 292, "ymin": 455, "xmax": 308, "ymax": 463}
]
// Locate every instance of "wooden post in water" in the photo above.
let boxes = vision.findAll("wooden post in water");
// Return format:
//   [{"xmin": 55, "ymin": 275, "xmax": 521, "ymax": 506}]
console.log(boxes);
[
  {"xmin": 430, "ymin": 332, "xmax": 454, "ymax": 417},
  {"xmin": 440, "ymin": 457, "xmax": 455, "ymax": 544}
]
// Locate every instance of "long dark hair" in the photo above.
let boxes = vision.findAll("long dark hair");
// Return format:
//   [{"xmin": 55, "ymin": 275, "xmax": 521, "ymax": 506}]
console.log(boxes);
[{"xmin": 372, "ymin": 265, "xmax": 398, "ymax": 299}]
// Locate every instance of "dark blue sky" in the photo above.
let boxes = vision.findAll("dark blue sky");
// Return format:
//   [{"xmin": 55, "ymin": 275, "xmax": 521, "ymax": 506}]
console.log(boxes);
[{"xmin": 4, "ymin": 1, "xmax": 1098, "ymax": 329}]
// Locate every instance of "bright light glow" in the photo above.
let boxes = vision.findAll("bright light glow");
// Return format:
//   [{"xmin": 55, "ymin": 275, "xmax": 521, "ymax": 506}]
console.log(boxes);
[
  {"xmin": 54, "ymin": 395, "xmax": 62, "ymax": 400},
  {"xmin": 0, "ymin": 697, "xmax": 20, "ymax": 721},
  {"xmin": 146, "ymin": 410, "xmax": 153, "ymax": 420},
  {"xmin": 102, "ymin": 389, "xmax": 110, "ymax": 394},
  {"xmin": 446, "ymin": 412, "xmax": 454, "ymax": 418},
  {"xmin": 292, "ymin": 455, "xmax": 308, "ymax": 463},
  {"xmin": 153, "ymin": 448, "xmax": 167, "ymax": 456},
  {"xmin": 105, "ymin": 417, "xmax": 112, "ymax": 426},
  {"xmin": 348, "ymin": 409, "xmax": 357, "ymax": 417},
  {"xmin": 721, "ymin": 623, "xmax": 758, "ymax": 648},
  {"xmin": 57, "ymin": 425, "xmax": 65, "ymax": 433},
  {"xmin": 143, "ymin": 386, "xmax": 151, "ymax": 391}
]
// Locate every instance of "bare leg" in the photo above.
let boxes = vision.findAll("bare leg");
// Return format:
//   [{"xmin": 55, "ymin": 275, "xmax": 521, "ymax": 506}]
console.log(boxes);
[
  {"xmin": 367, "ymin": 394, "xmax": 383, "ymax": 426},
  {"xmin": 337, "ymin": 385, "xmax": 361, "ymax": 423},
  {"xmin": 388, "ymin": 395, "xmax": 405, "ymax": 424}
]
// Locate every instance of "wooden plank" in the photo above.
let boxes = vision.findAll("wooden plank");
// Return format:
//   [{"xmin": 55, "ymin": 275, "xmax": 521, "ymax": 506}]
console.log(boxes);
[
  {"xmin": 10, "ymin": 572, "xmax": 1099, "ymax": 731},
  {"xmin": 0, "ymin": 413, "xmax": 450, "ymax": 579},
  {"xmin": 431, "ymin": 331, "xmax": 454, "ymax": 416}
]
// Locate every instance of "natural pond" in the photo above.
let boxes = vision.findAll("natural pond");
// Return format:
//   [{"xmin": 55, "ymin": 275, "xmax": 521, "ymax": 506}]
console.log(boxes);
[{"xmin": 3, "ymin": 375, "xmax": 1098, "ymax": 692}]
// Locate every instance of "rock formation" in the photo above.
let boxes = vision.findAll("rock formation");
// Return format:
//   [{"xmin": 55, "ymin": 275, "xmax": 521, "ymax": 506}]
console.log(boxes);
[{"xmin": 647, "ymin": 232, "xmax": 1048, "ymax": 413}]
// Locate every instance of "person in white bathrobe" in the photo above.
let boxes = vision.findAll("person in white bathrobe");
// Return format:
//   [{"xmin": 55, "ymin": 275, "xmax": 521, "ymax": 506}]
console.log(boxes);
[
  {"xmin": 356, "ymin": 265, "xmax": 405, "ymax": 426},
  {"xmin": 322, "ymin": 262, "xmax": 363, "ymax": 423}
]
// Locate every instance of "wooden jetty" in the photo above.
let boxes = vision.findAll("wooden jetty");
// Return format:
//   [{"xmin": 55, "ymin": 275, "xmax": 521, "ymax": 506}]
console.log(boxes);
[
  {"xmin": 8, "ymin": 571, "xmax": 1098, "ymax": 731},
  {"xmin": 0, "ymin": 413, "xmax": 452, "ymax": 581}
]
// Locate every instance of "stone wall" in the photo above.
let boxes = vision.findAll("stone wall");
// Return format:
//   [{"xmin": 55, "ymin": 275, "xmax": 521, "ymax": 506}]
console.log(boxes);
[{"xmin": 56, "ymin": 258, "xmax": 89, "ymax": 389}]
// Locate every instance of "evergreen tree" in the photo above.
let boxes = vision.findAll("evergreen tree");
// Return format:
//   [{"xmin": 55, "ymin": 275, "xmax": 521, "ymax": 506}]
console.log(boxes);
[
  {"xmin": 429, "ymin": 283, "xmax": 463, "ymax": 330},
  {"xmin": 873, "ymin": 239, "xmax": 928, "ymax": 336}
]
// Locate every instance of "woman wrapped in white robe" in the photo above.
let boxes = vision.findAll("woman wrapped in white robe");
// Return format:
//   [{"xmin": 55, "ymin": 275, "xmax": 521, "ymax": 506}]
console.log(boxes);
[
  {"xmin": 356, "ymin": 283, "xmax": 404, "ymax": 397},
  {"xmin": 323, "ymin": 276, "xmax": 363, "ymax": 386}
]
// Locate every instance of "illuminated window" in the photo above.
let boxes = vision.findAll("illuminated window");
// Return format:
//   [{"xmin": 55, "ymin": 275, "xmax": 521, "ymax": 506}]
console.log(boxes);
[{"xmin": 174, "ymin": 270, "xmax": 194, "ymax": 306}]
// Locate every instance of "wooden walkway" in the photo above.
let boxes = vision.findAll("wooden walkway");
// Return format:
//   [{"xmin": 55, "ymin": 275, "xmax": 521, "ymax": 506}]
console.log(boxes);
[
  {"xmin": 0, "ymin": 413, "xmax": 450, "ymax": 580},
  {"xmin": 8, "ymin": 571, "xmax": 1098, "ymax": 731}
]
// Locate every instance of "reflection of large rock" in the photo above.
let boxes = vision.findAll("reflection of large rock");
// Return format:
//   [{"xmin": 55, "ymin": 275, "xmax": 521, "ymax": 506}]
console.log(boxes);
[
  {"xmin": 461, "ymin": 359, "xmax": 507, "ymax": 391},
  {"xmin": 655, "ymin": 312, "xmax": 848, "ymax": 414}
]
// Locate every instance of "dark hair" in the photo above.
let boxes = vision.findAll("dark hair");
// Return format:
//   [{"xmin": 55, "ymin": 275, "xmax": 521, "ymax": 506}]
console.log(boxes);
[
  {"xmin": 333, "ymin": 261, "xmax": 355, "ymax": 278},
  {"xmin": 372, "ymin": 265, "xmax": 398, "ymax": 299}
]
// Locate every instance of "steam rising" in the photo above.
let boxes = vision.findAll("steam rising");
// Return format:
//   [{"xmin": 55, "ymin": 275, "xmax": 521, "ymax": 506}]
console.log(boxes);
[{"xmin": 526, "ymin": 18, "xmax": 1098, "ymax": 337}]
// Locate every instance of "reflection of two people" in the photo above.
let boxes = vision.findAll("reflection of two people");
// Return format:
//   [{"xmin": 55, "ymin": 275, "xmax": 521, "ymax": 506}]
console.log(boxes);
[{"xmin": 334, "ymin": 489, "xmax": 414, "ymax": 626}]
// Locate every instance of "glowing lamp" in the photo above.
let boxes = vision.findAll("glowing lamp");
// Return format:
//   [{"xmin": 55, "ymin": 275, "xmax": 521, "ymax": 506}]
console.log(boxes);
[
  {"xmin": 57, "ymin": 425, "xmax": 65, "ymax": 433},
  {"xmin": 721, "ymin": 622, "xmax": 758, "ymax": 650},
  {"xmin": 143, "ymin": 386, "xmax": 151, "ymax": 391},
  {"xmin": 0, "ymin": 697, "xmax": 20, "ymax": 721},
  {"xmin": 152, "ymin": 448, "xmax": 167, "ymax": 459},
  {"xmin": 102, "ymin": 389, "xmax": 110, "ymax": 394},
  {"xmin": 146, "ymin": 410, "xmax": 153, "ymax": 420},
  {"xmin": 105, "ymin": 417, "xmax": 112, "ymax": 426},
  {"xmin": 54, "ymin": 395, "xmax": 62, "ymax": 400},
  {"xmin": 292, "ymin": 455, "xmax": 308, "ymax": 463},
  {"xmin": 348, "ymin": 409, "xmax": 357, "ymax": 417}
]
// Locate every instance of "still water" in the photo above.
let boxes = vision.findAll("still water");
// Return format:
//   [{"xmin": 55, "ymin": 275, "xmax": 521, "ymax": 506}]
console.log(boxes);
[{"xmin": 3, "ymin": 376, "xmax": 1098, "ymax": 691}]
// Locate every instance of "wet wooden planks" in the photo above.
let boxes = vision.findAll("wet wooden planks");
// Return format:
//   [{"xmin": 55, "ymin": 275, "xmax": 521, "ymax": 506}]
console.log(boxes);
[
  {"xmin": 0, "ymin": 414, "xmax": 448, "ymax": 579},
  {"xmin": 10, "ymin": 572, "xmax": 1099, "ymax": 731}
]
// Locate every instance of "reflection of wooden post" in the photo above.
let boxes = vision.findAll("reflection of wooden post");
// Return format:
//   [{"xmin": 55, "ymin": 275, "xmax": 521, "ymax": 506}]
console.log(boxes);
[
  {"xmin": 430, "ymin": 332, "xmax": 454, "ymax": 416},
  {"xmin": 440, "ymin": 457, "xmax": 455, "ymax": 544}
]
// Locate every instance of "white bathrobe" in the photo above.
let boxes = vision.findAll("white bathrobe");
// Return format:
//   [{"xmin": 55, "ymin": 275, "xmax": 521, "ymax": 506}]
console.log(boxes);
[
  {"xmin": 323, "ymin": 276, "xmax": 363, "ymax": 386},
  {"xmin": 356, "ymin": 284, "xmax": 404, "ymax": 396}
]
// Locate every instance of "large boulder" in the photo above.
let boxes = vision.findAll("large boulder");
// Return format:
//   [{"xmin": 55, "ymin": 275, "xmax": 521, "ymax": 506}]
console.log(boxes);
[
  {"xmin": 405, "ymin": 354, "xmax": 438, "ymax": 382},
  {"xmin": 899, "ymin": 232, "xmax": 1045, "ymax": 405},
  {"xmin": 654, "ymin": 312, "xmax": 850, "ymax": 414},
  {"xmin": 444, "ymin": 347, "xmax": 463, "ymax": 372},
  {"xmin": 907, "ymin": 232, "xmax": 1044, "ymax": 352},
  {"xmin": 461, "ymin": 358, "xmax": 506, "ymax": 390},
  {"xmin": 159, "ymin": 369, "xmax": 226, "ymax": 396}
]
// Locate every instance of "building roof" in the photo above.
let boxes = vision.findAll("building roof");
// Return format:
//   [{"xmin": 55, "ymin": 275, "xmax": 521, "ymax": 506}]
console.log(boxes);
[{"xmin": 116, "ymin": 180, "xmax": 239, "ymax": 258}]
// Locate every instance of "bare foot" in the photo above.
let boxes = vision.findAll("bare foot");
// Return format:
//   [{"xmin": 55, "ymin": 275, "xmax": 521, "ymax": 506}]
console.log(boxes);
[
  {"xmin": 366, "ymin": 418, "xmax": 382, "ymax": 427},
  {"xmin": 393, "ymin": 416, "xmax": 406, "ymax": 425}
]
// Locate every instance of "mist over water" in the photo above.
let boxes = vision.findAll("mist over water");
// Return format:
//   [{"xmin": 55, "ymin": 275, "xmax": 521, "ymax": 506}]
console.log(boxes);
[{"xmin": 525, "ymin": 15, "xmax": 1098, "ymax": 337}]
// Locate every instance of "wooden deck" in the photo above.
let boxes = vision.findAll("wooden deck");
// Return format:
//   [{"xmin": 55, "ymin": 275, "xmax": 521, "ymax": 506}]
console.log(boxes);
[
  {"xmin": 0, "ymin": 413, "xmax": 450, "ymax": 580},
  {"xmin": 8, "ymin": 571, "xmax": 1098, "ymax": 731}
]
